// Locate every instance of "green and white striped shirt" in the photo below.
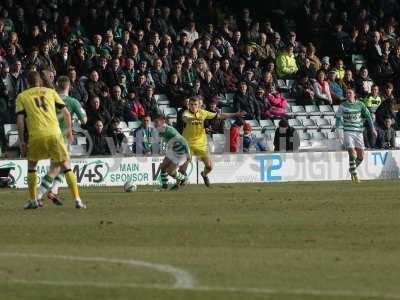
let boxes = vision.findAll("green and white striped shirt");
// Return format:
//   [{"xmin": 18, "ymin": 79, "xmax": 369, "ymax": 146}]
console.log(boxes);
[{"xmin": 335, "ymin": 100, "xmax": 374, "ymax": 132}]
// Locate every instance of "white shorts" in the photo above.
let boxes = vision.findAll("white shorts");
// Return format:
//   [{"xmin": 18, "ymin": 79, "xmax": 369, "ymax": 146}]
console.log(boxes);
[
  {"xmin": 166, "ymin": 150, "xmax": 189, "ymax": 166},
  {"xmin": 344, "ymin": 131, "xmax": 364, "ymax": 150}
]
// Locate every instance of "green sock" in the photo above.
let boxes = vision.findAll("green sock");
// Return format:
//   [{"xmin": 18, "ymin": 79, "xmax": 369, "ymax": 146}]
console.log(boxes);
[{"xmin": 349, "ymin": 156, "xmax": 357, "ymax": 176}]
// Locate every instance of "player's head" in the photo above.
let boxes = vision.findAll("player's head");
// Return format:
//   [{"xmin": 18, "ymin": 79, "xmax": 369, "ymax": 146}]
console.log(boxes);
[
  {"xmin": 188, "ymin": 97, "xmax": 200, "ymax": 113},
  {"xmin": 26, "ymin": 70, "xmax": 43, "ymax": 87},
  {"xmin": 346, "ymin": 88, "xmax": 356, "ymax": 101},
  {"xmin": 56, "ymin": 76, "xmax": 71, "ymax": 94},
  {"xmin": 153, "ymin": 115, "xmax": 166, "ymax": 129}
]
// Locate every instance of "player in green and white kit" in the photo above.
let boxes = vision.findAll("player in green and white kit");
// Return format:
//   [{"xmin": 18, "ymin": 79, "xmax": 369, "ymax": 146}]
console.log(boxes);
[
  {"xmin": 335, "ymin": 88, "xmax": 377, "ymax": 183},
  {"xmin": 153, "ymin": 115, "xmax": 191, "ymax": 190},
  {"xmin": 37, "ymin": 76, "xmax": 87, "ymax": 206}
]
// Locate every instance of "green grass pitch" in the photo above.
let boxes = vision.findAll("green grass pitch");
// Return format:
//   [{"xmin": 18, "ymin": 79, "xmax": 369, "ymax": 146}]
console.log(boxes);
[{"xmin": 1, "ymin": 181, "xmax": 400, "ymax": 300}]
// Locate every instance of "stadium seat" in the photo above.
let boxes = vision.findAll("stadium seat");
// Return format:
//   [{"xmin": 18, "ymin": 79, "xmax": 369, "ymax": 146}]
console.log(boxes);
[
  {"xmin": 163, "ymin": 107, "xmax": 177, "ymax": 118},
  {"xmin": 259, "ymin": 119, "xmax": 276, "ymax": 130},
  {"xmin": 325, "ymin": 115, "xmax": 336, "ymax": 125},
  {"xmin": 305, "ymin": 105, "xmax": 321, "ymax": 116},
  {"xmin": 302, "ymin": 118, "xmax": 318, "ymax": 130},
  {"xmin": 225, "ymin": 93, "xmax": 235, "ymax": 103},
  {"xmin": 277, "ymin": 79, "xmax": 289, "ymax": 90},
  {"xmin": 128, "ymin": 121, "xmax": 142, "ymax": 130},
  {"xmin": 154, "ymin": 94, "xmax": 170, "ymax": 105},
  {"xmin": 326, "ymin": 131, "xmax": 337, "ymax": 139},
  {"xmin": 286, "ymin": 79, "xmax": 295, "ymax": 89},
  {"xmin": 3, "ymin": 124, "xmax": 17, "ymax": 135},
  {"xmin": 288, "ymin": 118, "xmax": 304, "ymax": 129},
  {"xmin": 273, "ymin": 119, "xmax": 281, "ymax": 128},
  {"xmin": 319, "ymin": 105, "xmax": 335, "ymax": 116},
  {"xmin": 333, "ymin": 105, "xmax": 340, "ymax": 113},
  {"xmin": 311, "ymin": 131, "xmax": 327, "ymax": 140},
  {"xmin": 298, "ymin": 131, "xmax": 311, "ymax": 140},
  {"xmin": 315, "ymin": 118, "xmax": 332, "ymax": 129},
  {"xmin": 246, "ymin": 119, "xmax": 261, "ymax": 130},
  {"xmin": 76, "ymin": 136, "xmax": 87, "ymax": 145},
  {"xmin": 352, "ymin": 54, "xmax": 366, "ymax": 71},
  {"xmin": 291, "ymin": 105, "xmax": 307, "ymax": 116}
]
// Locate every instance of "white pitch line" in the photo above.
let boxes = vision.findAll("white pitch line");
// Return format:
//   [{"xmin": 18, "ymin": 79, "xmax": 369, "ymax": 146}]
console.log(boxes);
[
  {"xmin": 3, "ymin": 279, "xmax": 400, "ymax": 299},
  {"xmin": 0, "ymin": 252, "xmax": 195, "ymax": 288},
  {"xmin": 1, "ymin": 253, "xmax": 400, "ymax": 299}
]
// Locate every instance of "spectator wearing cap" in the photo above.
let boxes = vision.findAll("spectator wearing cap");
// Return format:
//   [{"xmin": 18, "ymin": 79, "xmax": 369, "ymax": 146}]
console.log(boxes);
[
  {"xmin": 205, "ymin": 97, "xmax": 225, "ymax": 134},
  {"xmin": 274, "ymin": 119, "xmax": 299, "ymax": 152},
  {"xmin": 313, "ymin": 70, "xmax": 332, "ymax": 105},
  {"xmin": 320, "ymin": 56, "xmax": 330, "ymax": 72},
  {"xmin": 244, "ymin": 69, "xmax": 258, "ymax": 95},
  {"xmin": 291, "ymin": 72, "xmax": 315, "ymax": 106},
  {"xmin": 233, "ymin": 81, "xmax": 258, "ymax": 120},
  {"xmin": 328, "ymin": 70, "xmax": 345, "ymax": 104},
  {"xmin": 276, "ymin": 44, "xmax": 298, "ymax": 79},
  {"xmin": 355, "ymin": 67, "xmax": 374, "ymax": 98},
  {"xmin": 107, "ymin": 117, "xmax": 126, "ymax": 150}
]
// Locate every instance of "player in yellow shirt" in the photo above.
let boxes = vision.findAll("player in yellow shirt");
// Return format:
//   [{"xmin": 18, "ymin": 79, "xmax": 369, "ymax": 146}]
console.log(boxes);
[
  {"xmin": 16, "ymin": 71, "xmax": 86, "ymax": 209},
  {"xmin": 180, "ymin": 97, "xmax": 245, "ymax": 186}
]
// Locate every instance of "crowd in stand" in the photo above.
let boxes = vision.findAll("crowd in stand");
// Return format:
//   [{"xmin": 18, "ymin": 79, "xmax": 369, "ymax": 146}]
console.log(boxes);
[{"xmin": 1, "ymin": 0, "xmax": 400, "ymax": 155}]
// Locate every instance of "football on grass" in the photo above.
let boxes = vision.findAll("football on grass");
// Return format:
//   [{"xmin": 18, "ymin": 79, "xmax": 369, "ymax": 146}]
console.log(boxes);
[{"xmin": 123, "ymin": 181, "xmax": 137, "ymax": 192}]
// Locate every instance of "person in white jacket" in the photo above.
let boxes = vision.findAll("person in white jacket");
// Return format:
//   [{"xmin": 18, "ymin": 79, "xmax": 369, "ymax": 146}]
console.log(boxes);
[{"xmin": 312, "ymin": 70, "xmax": 332, "ymax": 105}]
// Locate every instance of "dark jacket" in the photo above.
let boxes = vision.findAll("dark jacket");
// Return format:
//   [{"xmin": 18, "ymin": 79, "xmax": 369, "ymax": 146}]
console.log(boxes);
[
  {"xmin": 376, "ymin": 127, "xmax": 396, "ymax": 149},
  {"xmin": 233, "ymin": 91, "xmax": 259, "ymax": 120}
]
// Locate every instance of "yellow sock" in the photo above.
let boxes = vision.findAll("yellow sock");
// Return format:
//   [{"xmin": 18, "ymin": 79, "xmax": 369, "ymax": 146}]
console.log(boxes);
[
  {"xmin": 64, "ymin": 170, "xmax": 80, "ymax": 200},
  {"xmin": 27, "ymin": 170, "xmax": 37, "ymax": 201}
]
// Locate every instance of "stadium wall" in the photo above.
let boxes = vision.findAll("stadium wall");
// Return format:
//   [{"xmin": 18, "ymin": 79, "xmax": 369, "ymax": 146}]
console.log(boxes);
[{"xmin": 1, "ymin": 150, "xmax": 399, "ymax": 188}]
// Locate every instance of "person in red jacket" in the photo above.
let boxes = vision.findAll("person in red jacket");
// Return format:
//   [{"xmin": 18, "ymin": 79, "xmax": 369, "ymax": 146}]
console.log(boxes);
[{"xmin": 230, "ymin": 118, "xmax": 244, "ymax": 152}]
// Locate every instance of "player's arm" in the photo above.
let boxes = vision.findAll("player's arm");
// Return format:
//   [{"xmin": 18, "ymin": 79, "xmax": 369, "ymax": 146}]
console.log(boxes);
[
  {"xmin": 63, "ymin": 107, "xmax": 73, "ymax": 143},
  {"xmin": 217, "ymin": 111, "xmax": 246, "ymax": 119},
  {"xmin": 73, "ymin": 99, "xmax": 87, "ymax": 125},
  {"xmin": 361, "ymin": 103, "xmax": 377, "ymax": 137},
  {"xmin": 15, "ymin": 95, "xmax": 27, "ymax": 156}
]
